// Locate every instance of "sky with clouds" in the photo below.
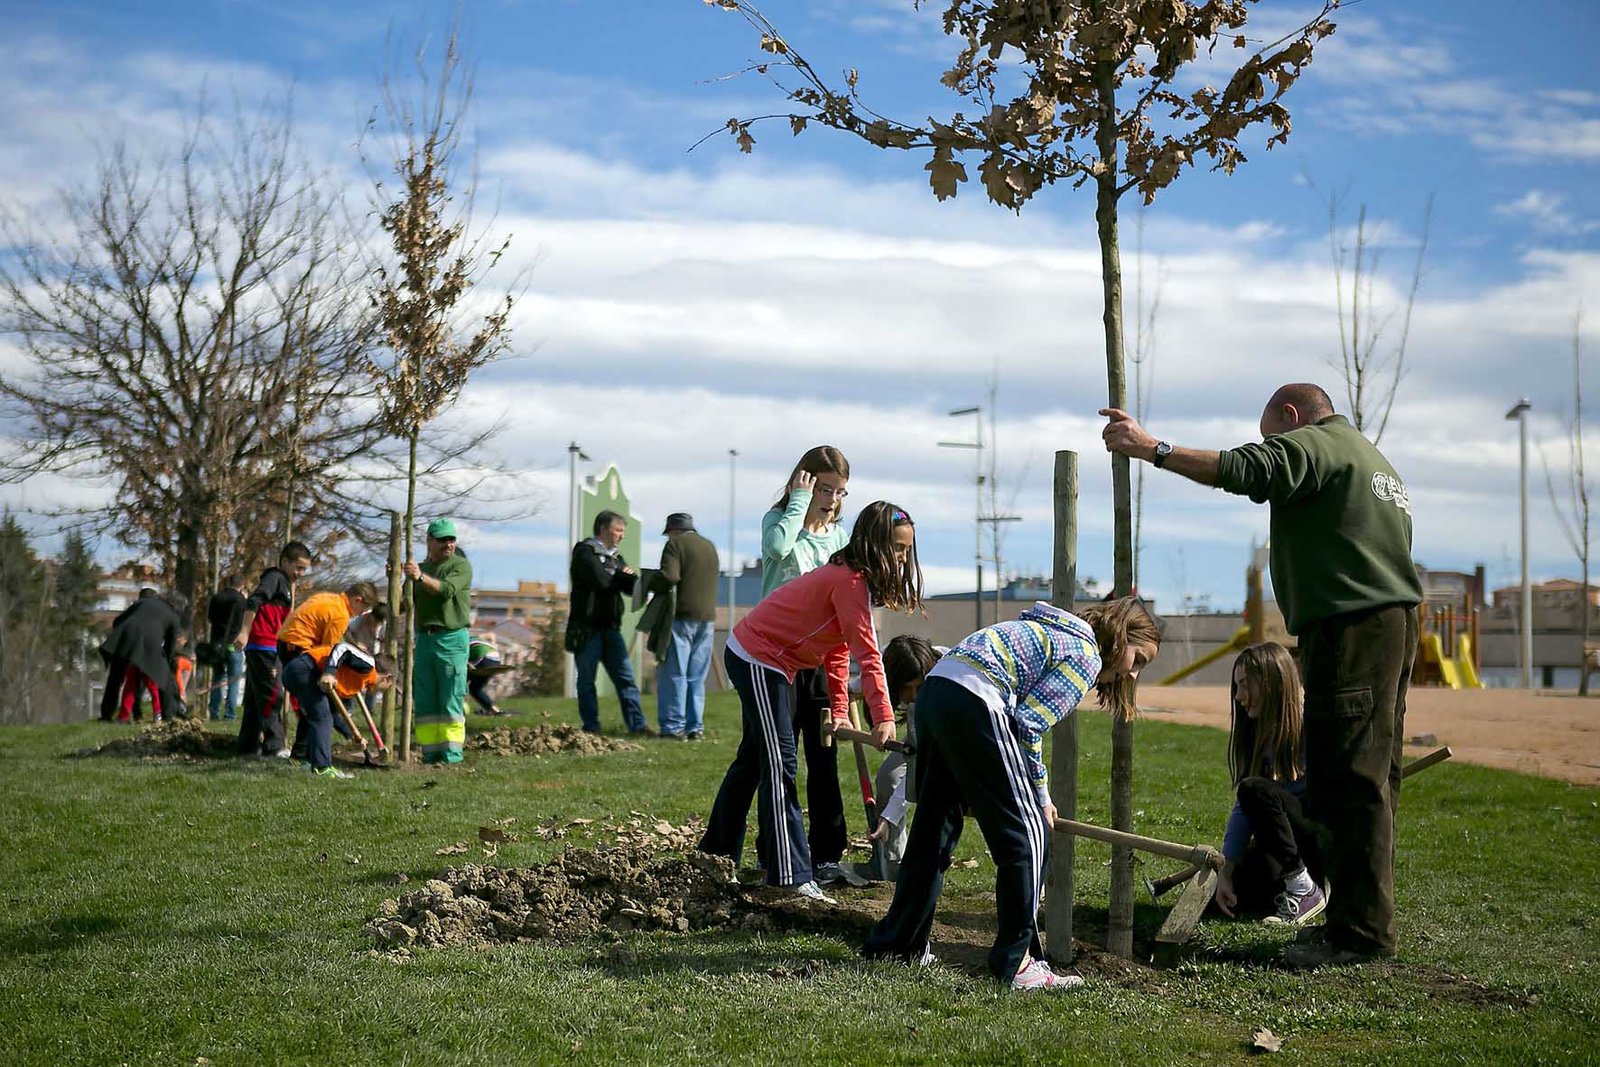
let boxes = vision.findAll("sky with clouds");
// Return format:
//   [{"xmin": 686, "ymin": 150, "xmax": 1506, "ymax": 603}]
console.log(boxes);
[{"xmin": 1, "ymin": 0, "xmax": 1596, "ymax": 612}]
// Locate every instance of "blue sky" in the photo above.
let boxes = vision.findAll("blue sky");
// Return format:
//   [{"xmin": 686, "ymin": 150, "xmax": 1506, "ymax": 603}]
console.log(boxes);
[{"xmin": 2, "ymin": 0, "xmax": 1597, "ymax": 612}]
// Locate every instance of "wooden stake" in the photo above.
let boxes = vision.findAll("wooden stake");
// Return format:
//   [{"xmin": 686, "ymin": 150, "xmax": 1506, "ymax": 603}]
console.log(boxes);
[{"xmin": 1044, "ymin": 450, "xmax": 1078, "ymax": 965}]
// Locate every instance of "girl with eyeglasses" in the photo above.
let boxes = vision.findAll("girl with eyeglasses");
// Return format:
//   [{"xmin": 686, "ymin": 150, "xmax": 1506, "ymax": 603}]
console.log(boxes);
[
  {"xmin": 751, "ymin": 445, "xmax": 858, "ymax": 886},
  {"xmin": 701, "ymin": 501, "xmax": 923, "ymax": 902}
]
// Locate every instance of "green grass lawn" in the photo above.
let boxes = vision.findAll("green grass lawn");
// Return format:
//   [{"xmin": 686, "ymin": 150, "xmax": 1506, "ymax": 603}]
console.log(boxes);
[{"xmin": 1, "ymin": 691, "xmax": 1595, "ymax": 1065}]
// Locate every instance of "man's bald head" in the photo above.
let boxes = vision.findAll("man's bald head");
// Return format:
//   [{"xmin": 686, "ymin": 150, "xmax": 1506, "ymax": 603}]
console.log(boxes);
[{"xmin": 1260, "ymin": 383, "xmax": 1336, "ymax": 438}]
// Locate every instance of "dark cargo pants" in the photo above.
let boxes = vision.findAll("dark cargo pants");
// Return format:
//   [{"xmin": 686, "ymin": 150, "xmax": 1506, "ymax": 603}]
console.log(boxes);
[{"xmin": 1298, "ymin": 602, "xmax": 1419, "ymax": 956}]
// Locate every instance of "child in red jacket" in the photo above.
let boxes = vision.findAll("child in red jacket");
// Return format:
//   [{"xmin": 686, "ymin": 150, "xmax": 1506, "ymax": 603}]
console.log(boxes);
[{"xmin": 700, "ymin": 501, "xmax": 923, "ymax": 901}]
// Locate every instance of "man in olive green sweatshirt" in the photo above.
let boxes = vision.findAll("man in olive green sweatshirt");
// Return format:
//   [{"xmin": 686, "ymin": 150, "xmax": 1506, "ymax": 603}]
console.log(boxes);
[{"xmin": 1101, "ymin": 383, "xmax": 1422, "ymax": 967}]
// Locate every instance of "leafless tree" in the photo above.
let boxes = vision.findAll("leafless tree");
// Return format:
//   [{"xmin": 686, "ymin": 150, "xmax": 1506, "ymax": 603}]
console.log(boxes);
[
  {"xmin": 1321, "ymin": 188, "xmax": 1432, "ymax": 443},
  {"xmin": 0, "ymin": 101, "xmax": 388, "ymax": 624},
  {"xmin": 1131, "ymin": 209, "xmax": 1165, "ymax": 591},
  {"xmin": 1542, "ymin": 310, "xmax": 1592, "ymax": 693}
]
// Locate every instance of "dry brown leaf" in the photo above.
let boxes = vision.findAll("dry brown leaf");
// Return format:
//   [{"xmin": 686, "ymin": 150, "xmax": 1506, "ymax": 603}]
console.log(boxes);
[
  {"xmin": 479, "ymin": 826, "xmax": 519, "ymax": 843},
  {"xmin": 435, "ymin": 842, "xmax": 470, "ymax": 856},
  {"xmin": 957, "ymin": 858, "xmax": 979, "ymax": 869},
  {"xmin": 569, "ymin": 818, "xmax": 594, "ymax": 826}
]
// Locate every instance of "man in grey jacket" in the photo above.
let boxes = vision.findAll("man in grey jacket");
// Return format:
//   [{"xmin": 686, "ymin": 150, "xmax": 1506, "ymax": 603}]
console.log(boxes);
[{"xmin": 650, "ymin": 513, "xmax": 720, "ymax": 739}]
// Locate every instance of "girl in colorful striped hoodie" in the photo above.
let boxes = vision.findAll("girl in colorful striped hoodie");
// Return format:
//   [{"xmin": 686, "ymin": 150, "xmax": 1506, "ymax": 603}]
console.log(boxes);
[
  {"xmin": 700, "ymin": 501, "xmax": 923, "ymax": 901},
  {"xmin": 863, "ymin": 596, "xmax": 1160, "ymax": 990}
]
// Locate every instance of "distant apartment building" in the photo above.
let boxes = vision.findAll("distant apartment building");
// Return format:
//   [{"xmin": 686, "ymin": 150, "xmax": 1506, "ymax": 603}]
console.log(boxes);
[{"xmin": 470, "ymin": 579, "xmax": 567, "ymax": 626}]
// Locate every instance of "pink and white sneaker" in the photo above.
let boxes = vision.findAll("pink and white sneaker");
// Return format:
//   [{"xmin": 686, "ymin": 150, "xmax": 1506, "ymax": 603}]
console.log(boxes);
[{"xmin": 1010, "ymin": 956, "xmax": 1086, "ymax": 992}]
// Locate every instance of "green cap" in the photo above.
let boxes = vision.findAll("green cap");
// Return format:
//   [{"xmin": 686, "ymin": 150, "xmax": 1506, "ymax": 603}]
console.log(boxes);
[{"xmin": 426, "ymin": 518, "xmax": 458, "ymax": 540}]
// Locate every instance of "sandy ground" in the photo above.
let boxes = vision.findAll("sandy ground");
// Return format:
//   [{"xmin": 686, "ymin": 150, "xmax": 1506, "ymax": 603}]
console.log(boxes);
[{"xmin": 1139, "ymin": 685, "xmax": 1600, "ymax": 788}]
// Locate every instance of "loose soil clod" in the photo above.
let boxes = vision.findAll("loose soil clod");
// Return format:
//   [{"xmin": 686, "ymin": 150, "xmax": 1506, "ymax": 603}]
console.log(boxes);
[
  {"xmin": 466, "ymin": 725, "xmax": 641, "ymax": 757},
  {"xmin": 74, "ymin": 718, "xmax": 236, "ymax": 761}
]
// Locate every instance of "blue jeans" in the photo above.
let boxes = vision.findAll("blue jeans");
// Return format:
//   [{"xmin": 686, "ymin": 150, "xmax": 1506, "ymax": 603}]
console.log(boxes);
[
  {"xmin": 656, "ymin": 619, "xmax": 713, "ymax": 736},
  {"xmin": 575, "ymin": 629, "xmax": 646, "ymax": 733},
  {"xmin": 209, "ymin": 648, "xmax": 245, "ymax": 720},
  {"xmin": 281, "ymin": 653, "xmax": 336, "ymax": 771}
]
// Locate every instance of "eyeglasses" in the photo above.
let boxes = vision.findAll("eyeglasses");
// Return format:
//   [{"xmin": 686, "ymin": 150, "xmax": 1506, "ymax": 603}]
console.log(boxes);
[{"xmin": 814, "ymin": 486, "xmax": 848, "ymax": 499}]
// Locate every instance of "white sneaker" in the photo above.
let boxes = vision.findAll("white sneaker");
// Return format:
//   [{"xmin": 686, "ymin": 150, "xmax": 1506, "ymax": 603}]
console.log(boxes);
[
  {"xmin": 313, "ymin": 766, "xmax": 355, "ymax": 780},
  {"xmin": 815, "ymin": 861, "xmax": 868, "ymax": 888},
  {"xmin": 272, "ymin": 749, "xmax": 292, "ymax": 759},
  {"xmin": 1010, "ymin": 956, "xmax": 1085, "ymax": 992},
  {"xmin": 793, "ymin": 880, "xmax": 837, "ymax": 905},
  {"xmin": 917, "ymin": 944, "xmax": 938, "ymax": 967}
]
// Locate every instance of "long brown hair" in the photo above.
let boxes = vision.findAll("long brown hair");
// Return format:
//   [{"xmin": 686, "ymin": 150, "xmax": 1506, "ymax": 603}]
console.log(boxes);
[
  {"xmin": 772, "ymin": 445, "xmax": 851, "ymax": 523},
  {"xmin": 1227, "ymin": 642, "xmax": 1304, "ymax": 785},
  {"xmin": 829, "ymin": 501, "xmax": 923, "ymax": 613},
  {"xmin": 1072, "ymin": 597, "xmax": 1161, "ymax": 723}
]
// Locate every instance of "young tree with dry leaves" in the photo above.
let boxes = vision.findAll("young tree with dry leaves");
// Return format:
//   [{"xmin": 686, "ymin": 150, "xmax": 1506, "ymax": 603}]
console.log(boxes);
[
  {"xmin": 367, "ymin": 25, "xmax": 515, "ymax": 762},
  {"xmin": 702, "ymin": 0, "xmax": 1338, "ymax": 958}
]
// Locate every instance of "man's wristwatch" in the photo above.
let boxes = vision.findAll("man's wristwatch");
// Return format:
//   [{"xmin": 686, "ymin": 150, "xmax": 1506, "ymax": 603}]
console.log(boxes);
[{"xmin": 1152, "ymin": 441, "xmax": 1174, "ymax": 469}]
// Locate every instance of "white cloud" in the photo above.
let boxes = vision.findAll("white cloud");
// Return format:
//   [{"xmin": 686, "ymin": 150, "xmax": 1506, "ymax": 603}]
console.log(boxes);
[
  {"xmin": 2, "ymin": 21, "xmax": 1597, "ymax": 615},
  {"xmin": 1495, "ymin": 190, "xmax": 1599, "ymax": 236}
]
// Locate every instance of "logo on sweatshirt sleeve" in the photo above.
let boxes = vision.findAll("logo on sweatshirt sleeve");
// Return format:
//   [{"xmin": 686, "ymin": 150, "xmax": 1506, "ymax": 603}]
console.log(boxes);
[{"xmin": 1370, "ymin": 472, "xmax": 1411, "ymax": 515}]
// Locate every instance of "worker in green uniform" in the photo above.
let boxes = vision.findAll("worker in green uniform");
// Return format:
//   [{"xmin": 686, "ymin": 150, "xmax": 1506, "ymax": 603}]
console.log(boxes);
[
  {"xmin": 1101, "ymin": 383, "xmax": 1422, "ymax": 968},
  {"xmin": 405, "ymin": 518, "xmax": 473, "ymax": 764}
]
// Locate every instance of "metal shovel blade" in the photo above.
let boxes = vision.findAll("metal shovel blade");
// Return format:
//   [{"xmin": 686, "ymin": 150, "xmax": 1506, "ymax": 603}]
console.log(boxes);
[{"xmin": 1155, "ymin": 866, "xmax": 1218, "ymax": 944}]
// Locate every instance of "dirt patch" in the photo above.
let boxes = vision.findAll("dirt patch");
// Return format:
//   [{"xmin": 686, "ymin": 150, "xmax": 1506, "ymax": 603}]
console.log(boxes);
[
  {"xmin": 1139, "ymin": 684, "xmax": 1600, "ymax": 786},
  {"xmin": 73, "ymin": 718, "xmax": 235, "ymax": 761},
  {"xmin": 365, "ymin": 845, "xmax": 782, "ymax": 949},
  {"xmin": 466, "ymin": 725, "xmax": 641, "ymax": 757}
]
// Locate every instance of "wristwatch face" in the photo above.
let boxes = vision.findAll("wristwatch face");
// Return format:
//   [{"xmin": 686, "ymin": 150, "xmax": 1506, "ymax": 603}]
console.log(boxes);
[{"xmin": 1154, "ymin": 441, "xmax": 1173, "ymax": 459}]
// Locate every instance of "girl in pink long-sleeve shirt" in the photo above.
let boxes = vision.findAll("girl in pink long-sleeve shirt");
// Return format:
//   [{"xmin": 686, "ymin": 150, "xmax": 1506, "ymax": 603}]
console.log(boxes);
[{"xmin": 699, "ymin": 501, "xmax": 923, "ymax": 899}]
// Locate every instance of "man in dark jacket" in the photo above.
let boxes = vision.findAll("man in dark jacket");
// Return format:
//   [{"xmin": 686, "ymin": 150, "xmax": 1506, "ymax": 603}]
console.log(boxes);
[
  {"xmin": 99, "ymin": 592, "xmax": 181, "ymax": 723},
  {"xmin": 1102, "ymin": 383, "xmax": 1423, "ymax": 967},
  {"xmin": 205, "ymin": 574, "xmax": 249, "ymax": 721},
  {"xmin": 649, "ymin": 513, "xmax": 720, "ymax": 739},
  {"xmin": 569, "ymin": 510, "xmax": 648, "ymax": 735},
  {"xmin": 234, "ymin": 542, "xmax": 312, "ymax": 757}
]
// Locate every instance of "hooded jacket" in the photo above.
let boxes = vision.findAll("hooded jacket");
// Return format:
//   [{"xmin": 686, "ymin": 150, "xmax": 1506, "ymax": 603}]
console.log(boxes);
[{"xmin": 928, "ymin": 602, "xmax": 1102, "ymax": 805}]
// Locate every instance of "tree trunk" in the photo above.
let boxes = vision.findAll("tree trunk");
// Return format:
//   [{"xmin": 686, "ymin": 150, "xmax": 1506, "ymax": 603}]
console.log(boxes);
[
  {"xmin": 383, "ymin": 510, "xmax": 403, "ymax": 751},
  {"xmin": 1094, "ymin": 47, "xmax": 1136, "ymax": 959},
  {"xmin": 400, "ymin": 430, "xmax": 418, "ymax": 763}
]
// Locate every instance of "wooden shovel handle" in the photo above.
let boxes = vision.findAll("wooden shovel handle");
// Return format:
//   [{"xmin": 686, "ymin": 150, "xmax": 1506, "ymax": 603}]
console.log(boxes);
[
  {"xmin": 823, "ymin": 720, "xmax": 912, "ymax": 755},
  {"xmin": 1053, "ymin": 816, "xmax": 1223, "ymax": 870},
  {"xmin": 328, "ymin": 692, "xmax": 367, "ymax": 749}
]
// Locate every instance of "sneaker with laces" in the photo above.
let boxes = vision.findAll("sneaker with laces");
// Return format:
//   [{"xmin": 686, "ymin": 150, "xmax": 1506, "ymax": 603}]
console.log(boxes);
[
  {"xmin": 313, "ymin": 766, "xmax": 354, "ymax": 780},
  {"xmin": 1265, "ymin": 882, "xmax": 1328, "ymax": 927},
  {"xmin": 1010, "ymin": 956, "xmax": 1085, "ymax": 992},
  {"xmin": 793, "ymin": 880, "xmax": 837, "ymax": 904},
  {"xmin": 815, "ymin": 861, "xmax": 868, "ymax": 888}
]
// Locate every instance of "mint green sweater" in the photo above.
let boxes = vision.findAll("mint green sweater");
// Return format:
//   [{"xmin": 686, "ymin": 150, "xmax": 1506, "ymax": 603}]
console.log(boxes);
[{"xmin": 759, "ymin": 489, "xmax": 848, "ymax": 600}]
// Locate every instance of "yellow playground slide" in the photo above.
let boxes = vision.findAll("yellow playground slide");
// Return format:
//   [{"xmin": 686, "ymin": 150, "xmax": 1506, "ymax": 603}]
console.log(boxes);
[{"xmin": 1420, "ymin": 632, "xmax": 1484, "ymax": 689}]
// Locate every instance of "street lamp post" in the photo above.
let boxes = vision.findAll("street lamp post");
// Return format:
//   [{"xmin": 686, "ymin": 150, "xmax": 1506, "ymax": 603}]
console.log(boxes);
[
  {"xmin": 565, "ymin": 442, "xmax": 590, "ymax": 699},
  {"xmin": 727, "ymin": 448, "xmax": 739, "ymax": 630},
  {"xmin": 1506, "ymin": 400, "xmax": 1532, "ymax": 688},
  {"xmin": 940, "ymin": 406, "xmax": 984, "ymax": 631}
]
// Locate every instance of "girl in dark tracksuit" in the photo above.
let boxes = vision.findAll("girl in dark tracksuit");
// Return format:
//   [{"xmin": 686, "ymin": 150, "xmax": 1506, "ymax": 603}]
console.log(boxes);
[
  {"xmin": 864, "ymin": 597, "xmax": 1161, "ymax": 990},
  {"xmin": 700, "ymin": 502, "xmax": 922, "ymax": 900}
]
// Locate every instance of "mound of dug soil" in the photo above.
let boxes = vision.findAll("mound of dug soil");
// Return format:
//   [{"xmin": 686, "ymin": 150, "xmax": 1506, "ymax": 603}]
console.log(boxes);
[
  {"xmin": 366, "ymin": 844, "xmax": 776, "ymax": 949},
  {"xmin": 466, "ymin": 725, "xmax": 641, "ymax": 757},
  {"xmin": 75, "ymin": 718, "xmax": 236, "ymax": 761}
]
